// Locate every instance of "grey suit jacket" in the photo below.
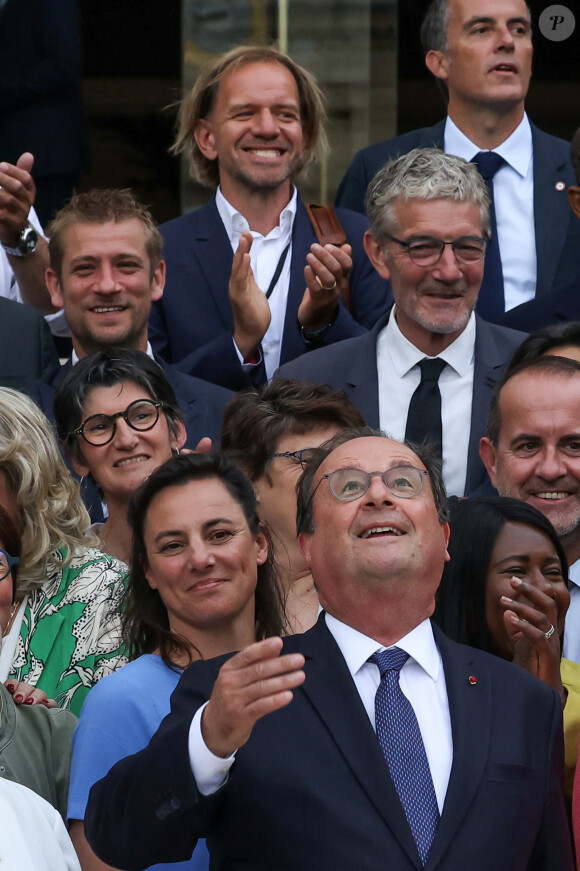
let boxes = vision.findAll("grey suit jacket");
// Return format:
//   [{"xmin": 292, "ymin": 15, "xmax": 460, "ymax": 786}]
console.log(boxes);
[{"xmin": 277, "ymin": 312, "xmax": 526, "ymax": 494}]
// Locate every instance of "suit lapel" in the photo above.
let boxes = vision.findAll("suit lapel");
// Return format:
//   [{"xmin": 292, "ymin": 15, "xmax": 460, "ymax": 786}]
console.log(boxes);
[
  {"xmin": 342, "ymin": 314, "xmax": 388, "ymax": 427},
  {"xmin": 426, "ymin": 629, "xmax": 492, "ymax": 869},
  {"xmin": 188, "ymin": 200, "xmax": 236, "ymax": 329},
  {"xmin": 466, "ymin": 317, "xmax": 506, "ymax": 493},
  {"xmin": 280, "ymin": 196, "xmax": 314, "ymax": 364},
  {"xmin": 532, "ymin": 124, "xmax": 575, "ymax": 297},
  {"xmin": 299, "ymin": 618, "xmax": 423, "ymax": 868}
]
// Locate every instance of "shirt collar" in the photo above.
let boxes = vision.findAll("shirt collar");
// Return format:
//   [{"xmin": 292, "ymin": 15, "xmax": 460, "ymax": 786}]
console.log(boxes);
[
  {"xmin": 444, "ymin": 113, "xmax": 532, "ymax": 178},
  {"xmin": 569, "ymin": 559, "xmax": 580, "ymax": 590},
  {"xmin": 215, "ymin": 186, "xmax": 297, "ymax": 243},
  {"xmin": 383, "ymin": 307, "xmax": 476, "ymax": 377},
  {"xmin": 71, "ymin": 341, "xmax": 155, "ymax": 367},
  {"xmin": 325, "ymin": 613, "xmax": 441, "ymax": 682}
]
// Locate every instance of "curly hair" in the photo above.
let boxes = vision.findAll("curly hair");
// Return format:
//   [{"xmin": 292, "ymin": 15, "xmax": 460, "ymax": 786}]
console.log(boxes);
[{"xmin": 0, "ymin": 388, "xmax": 94, "ymax": 594}]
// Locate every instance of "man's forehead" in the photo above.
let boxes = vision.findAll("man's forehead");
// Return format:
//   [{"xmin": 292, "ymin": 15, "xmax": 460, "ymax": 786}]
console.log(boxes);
[
  {"xmin": 62, "ymin": 219, "xmax": 149, "ymax": 258},
  {"xmin": 447, "ymin": 0, "xmax": 531, "ymax": 28},
  {"xmin": 499, "ymin": 371, "xmax": 580, "ymax": 432},
  {"xmin": 319, "ymin": 437, "xmax": 423, "ymax": 474}
]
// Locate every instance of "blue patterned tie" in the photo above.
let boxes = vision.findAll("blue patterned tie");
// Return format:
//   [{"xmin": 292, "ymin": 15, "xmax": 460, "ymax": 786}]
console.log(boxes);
[
  {"xmin": 471, "ymin": 151, "xmax": 506, "ymax": 322},
  {"xmin": 370, "ymin": 649, "xmax": 439, "ymax": 866}
]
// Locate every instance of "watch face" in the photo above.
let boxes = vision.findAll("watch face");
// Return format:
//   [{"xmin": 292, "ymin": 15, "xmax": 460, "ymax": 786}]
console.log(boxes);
[{"xmin": 19, "ymin": 225, "xmax": 38, "ymax": 254}]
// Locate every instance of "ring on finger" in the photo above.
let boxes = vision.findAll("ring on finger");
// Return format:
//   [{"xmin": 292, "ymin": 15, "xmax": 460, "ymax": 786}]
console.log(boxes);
[
  {"xmin": 315, "ymin": 275, "xmax": 337, "ymax": 291},
  {"xmin": 544, "ymin": 623, "xmax": 555, "ymax": 640}
]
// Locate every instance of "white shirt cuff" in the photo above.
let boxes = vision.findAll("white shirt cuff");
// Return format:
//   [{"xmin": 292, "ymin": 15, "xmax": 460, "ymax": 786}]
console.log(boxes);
[
  {"xmin": 232, "ymin": 337, "xmax": 262, "ymax": 371},
  {"xmin": 188, "ymin": 702, "xmax": 236, "ymax": 796}
]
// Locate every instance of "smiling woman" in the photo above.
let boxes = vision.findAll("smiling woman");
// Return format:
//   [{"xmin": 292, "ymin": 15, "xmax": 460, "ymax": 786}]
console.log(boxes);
[
  {"xmin": 433, "ymin": 495, "xmax": 580, "ymax": 797},
  {"xmin": 67, "ymin": 452, "xmax": 283, "ymax": 871},
  {"xmin": 54, "ymin": 347, "xmax": 187, "ymax": 566}
]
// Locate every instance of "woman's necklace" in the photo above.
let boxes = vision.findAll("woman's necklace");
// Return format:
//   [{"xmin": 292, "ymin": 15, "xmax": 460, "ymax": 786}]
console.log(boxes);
[{"xmin": 2, "ymin": 601, "xmax": 21, "ymax": 638}]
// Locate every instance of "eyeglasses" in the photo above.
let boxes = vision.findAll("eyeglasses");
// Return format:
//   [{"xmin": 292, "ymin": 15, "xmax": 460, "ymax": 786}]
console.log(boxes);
[
  {"xmin": 312, "ymin": 465, "xmax": 429, "ymax": 503},
  {"xmin": 269, "ymin": 448, "xmax": 318, "ymax": 469},
  {"xmin": 0, "ymin": 549, "xmax": 19, "ymax": 582},
  {"xmin": 383, "ymin": 232, "xmax": 488, "ymax": 266},
  {"xmin": 73, "ymin": 399, "xmax": 163, "ymax": 446}
]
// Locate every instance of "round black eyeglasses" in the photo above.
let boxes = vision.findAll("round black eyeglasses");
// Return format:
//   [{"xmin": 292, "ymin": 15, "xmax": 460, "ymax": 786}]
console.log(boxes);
[
  {"xmin": 73, "ymin": 399, "xmax": 163, "ymax": 446},
  {"xmin": 311, "ymin": 465, "xmax": 429, "ymax": 503}
]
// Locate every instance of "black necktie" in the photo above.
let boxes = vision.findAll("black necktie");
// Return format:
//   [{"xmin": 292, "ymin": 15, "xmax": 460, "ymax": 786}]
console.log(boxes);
[
  {"xmin": 405, "ymin": 358, "xmax": 446, "ymax": 457},
  {"xmin": 471, "ymin": 151, "xmax": 506, "ymax": 322}
]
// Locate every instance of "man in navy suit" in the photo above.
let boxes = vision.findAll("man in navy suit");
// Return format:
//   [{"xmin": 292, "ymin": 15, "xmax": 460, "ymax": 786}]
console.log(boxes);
[
  {"xmin": 27, "ymin": 189, "xmax": 232, "ymax": 517},
  {"xmin": 149, "ymin": 46, "xmax": 391, "ymax": 391},
  {"xmin": 85, "ymin": 430, "xmax": 572, "ymax": 870},
  {"xmin": 279, "ymin": 149, "xmax": 526, "ymax": 497},
  {"xmin": 500, "ymin": 126, "xmax": 580, "ymax": 332},
  {"xmin": 336, "ymin": 0, "xmax": 579, "ymax": 313}
]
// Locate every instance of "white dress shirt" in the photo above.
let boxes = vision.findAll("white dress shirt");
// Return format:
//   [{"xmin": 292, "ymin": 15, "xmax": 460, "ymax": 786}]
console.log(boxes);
[
  {"xmin": 215, "ymin": 187, "xmax": 297, "ymax": 379},
  {"xmin": 563, "ymin": 559, "xmax": 580, "ymax": 663},
  {"xmin": 444, "ymin": 114, "xmax": 536, "ymax": 310},
  {"xmin": 188, "ymin": 615, "xmax": 453, "ymax": 811},
  {"xmin": 376, "ymin": 308, "xmax": 475, "ymax": 497}
]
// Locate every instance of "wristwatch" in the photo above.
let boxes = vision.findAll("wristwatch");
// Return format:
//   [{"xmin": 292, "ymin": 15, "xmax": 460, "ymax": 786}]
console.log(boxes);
[{"xmin": 1, "ymin": 222, "xmax": 38, "ymax": 257}]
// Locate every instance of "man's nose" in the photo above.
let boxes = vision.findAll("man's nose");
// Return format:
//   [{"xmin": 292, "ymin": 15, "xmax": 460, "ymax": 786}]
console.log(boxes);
[
  {"xmin": 364, "ymin": 473, "xmax": 394, "ymax": 505},
  {"xmin": 252, "ymin": 109, "xmax": 279, "ymax": 137},
  {"xmin": 431, "ymin": 244, "xmax": 463, "ymax": 281},
  {"xmin": 95, "ymin": 265, "xmax": 119, "ymax": 293},
  {"xmin": 535, "ymin": 447, "xmax": 567, "ymax": 481}
]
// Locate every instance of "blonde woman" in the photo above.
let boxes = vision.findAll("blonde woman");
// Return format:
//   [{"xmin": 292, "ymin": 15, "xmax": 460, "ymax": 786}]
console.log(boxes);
[{"xmin": 0, "ymin": 388, "xmax": 128, "ymax": 715}]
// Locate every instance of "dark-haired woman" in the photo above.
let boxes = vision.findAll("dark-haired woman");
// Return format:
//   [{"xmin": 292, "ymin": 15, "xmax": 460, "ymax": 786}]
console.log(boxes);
[
  {"xmin": 54, "ymin": 348, "xmax": 187, "ymax": 566},
  {"xmin": 434, "ymin": 495, "xmax": 580, "ymax": 797},
  {"xmin": 67, "ymin": 452, "xmax": 284, "ymax": 871}
]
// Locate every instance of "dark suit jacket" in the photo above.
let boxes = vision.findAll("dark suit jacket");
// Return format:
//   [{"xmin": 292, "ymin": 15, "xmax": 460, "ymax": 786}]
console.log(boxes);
[
  {"xmin": 27, "ymin": 356, "xmax": 233, "ymax": 521},
  {"xmin": 0, "ymin": 0, "xmax": 87, "ymax": 178},
  {"xmin": 335, "ymin": 120, "xmax": 580, "ymax": 300},
  {"xmin": 85, "ymin": 617, "xmax": 572, "ymax": 871},
  {"xmin": 0, "ymin": 297, "xmax": 59, "ymax": 390},
  {"xmin": 149, "ymin": 195, "xmax": 392, "ymax": 390},
  {"xmin": 499, "ymin": 273, "xmax": 580, "ymax": 332},
  {"xmin": 277, "ymin": 313, "xmax": 526, "ymax": 495}
]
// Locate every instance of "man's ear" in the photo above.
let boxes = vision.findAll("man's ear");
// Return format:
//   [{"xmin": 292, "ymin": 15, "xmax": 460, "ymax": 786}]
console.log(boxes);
[
  {"xmin": 568, "ymin": 185, "xmax": 580, "ymax": 220},
  {"xmin": 363, "ymin": 232, "xmax": 391, "ymax": 281},
  {"xmin": 194, "ymin": 119, "xmax": 218, "ymax": 162},
  {"xmin": 479, "ymin": 437, "xmax": 499, "ymax": 487},
  {"xmin": 442, "ymin": 521, "xmax": 451, "ymax": 564},
  {"xmin": 298, "ymin": 531, "xmax": 312, "ymax": 569},
  {"xmin": 45, "ymin": 268, "xmax": 64, "ymax": 309},
  {"xmin": 425, "ymin": 49, "xmax": 449, "ymax": 83},
  {"xmin": 150, "ymin": 259, "xmax": 166, "ymax": 302}
]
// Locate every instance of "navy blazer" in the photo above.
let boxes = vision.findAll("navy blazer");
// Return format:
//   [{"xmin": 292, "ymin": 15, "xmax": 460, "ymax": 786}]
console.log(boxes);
[
  {"xmin": 149, "ymin": 195, "xmax": 392, "ymax": 390},
  {"xmin": 27, "ymin": 357, "xmax": 233, "ymax": 521},
  {"xmin": 335, "ymin": 120, "xmax": 580, "ymax": 300},
  {"xmin": 0, "ymin": 297, "xmax": 59, "ymax": 391},
  {"xmin": 277, "ymin": 312, "xmax": 526, "ymax": 495},
  {"xmin": 499, "ymin": 273, "xmax": 580, "ymax": 332},
  {"xmin": 85, "ymin": 616, "xmax": 572, "ymax": 871}
]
